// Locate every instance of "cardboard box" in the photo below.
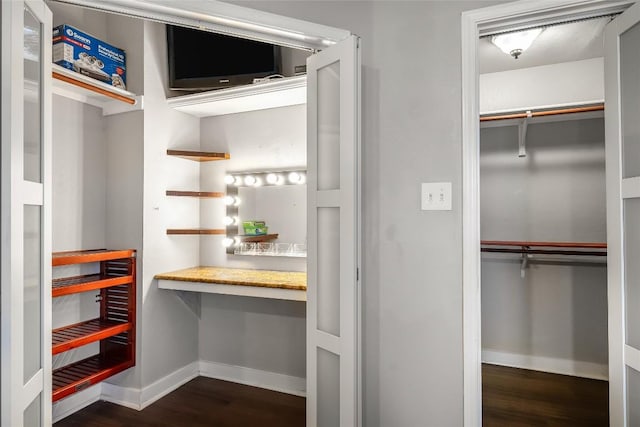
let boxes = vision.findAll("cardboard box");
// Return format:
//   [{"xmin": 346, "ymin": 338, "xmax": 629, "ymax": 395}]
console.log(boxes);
[{"xmin": 53, "ymin": 24, "xmax": 127, "ymax": 90}]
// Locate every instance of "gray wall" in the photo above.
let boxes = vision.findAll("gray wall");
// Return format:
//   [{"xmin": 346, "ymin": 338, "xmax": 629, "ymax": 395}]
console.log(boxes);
[
  {"xmin": 227, "ymin": 1, "xmax": 503, "ymax": 425},
  {"xmin": 480, "ymin": 119, "xmax": 608, "ymax": 366}
]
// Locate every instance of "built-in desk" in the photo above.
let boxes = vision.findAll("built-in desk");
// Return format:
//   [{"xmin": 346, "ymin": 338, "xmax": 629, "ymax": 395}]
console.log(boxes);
[{"xmin": 155, "ymin": 266, "xmax": 307, "ymax": 301}]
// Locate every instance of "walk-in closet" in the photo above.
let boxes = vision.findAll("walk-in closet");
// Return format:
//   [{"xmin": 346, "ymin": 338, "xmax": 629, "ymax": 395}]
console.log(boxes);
[{"xmin": 479, "ymin": 16, "xmax": 611, "ymax": 426}]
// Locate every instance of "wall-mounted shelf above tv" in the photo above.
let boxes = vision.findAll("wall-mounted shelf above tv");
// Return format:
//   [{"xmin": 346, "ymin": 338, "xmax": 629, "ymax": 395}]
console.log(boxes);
[{"xmin": 166, "ymin": 75, "xmax": 306, "ymax": 118}]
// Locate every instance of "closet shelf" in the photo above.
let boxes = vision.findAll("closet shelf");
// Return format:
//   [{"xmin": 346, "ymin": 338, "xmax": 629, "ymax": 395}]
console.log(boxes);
[
  {"xmin": 52, "ymin": 273, "xmax": 133, "ymax": 297},
  {"xmin": 167, "ymin": 149, "xmax": 230, "ymax": 162},
  {"xmin": 166, "ymin": 190, "xmax": 224, "ymax": 198},
  {"xmin": 167, "ymin": 228, "xmax": 226, "ymax": 235},
  {"xmin": 167, "ymin": 75, "xmax": 306, "ymax": 118},
  {"xmin": 480, "ymin": 240, "xmax": 607, "ymax": 256},
  {"xmin": 52, "ymin": 64, "xmax": 143, "ymax": 116},
  {"xmin": 52, "ymin": 248, "xmax": 136, "ymax": 266},
  {"xmin": 52, "ymin": 352, "xmax": 134, "ymax": 402},
  {"xmin": 480, "ymin": 103, "xmax": 604, "ymax": 128},
  {"xmin": 52, "ymin": 318, "xmax": 133, "ymax": 355}
]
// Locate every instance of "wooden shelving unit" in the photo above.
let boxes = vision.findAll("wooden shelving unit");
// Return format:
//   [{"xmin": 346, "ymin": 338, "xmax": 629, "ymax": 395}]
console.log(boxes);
[
  {"xmin": 166, "ymin": 190, "xmax": 224, "ymax": 198},
  {"xmin": 52, "ymin": 249, "xmax": 136, "ymax": 402},
  {"xmin": 166, "ymin": 229, "xmax": 226, "ymax": 235},
  {"xmin": 166, "ymin": 149, "xmax": 230, "ymax": 162}
]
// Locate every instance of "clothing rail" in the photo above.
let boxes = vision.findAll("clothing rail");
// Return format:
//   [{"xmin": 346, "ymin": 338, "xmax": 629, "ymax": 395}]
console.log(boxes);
[
  {"xmin": 479, "ymin": 104, "xmax": 604, "ymax": 122},
  {"xmin": 481, "ymin": 240, "xmax": 607, "ymax": 278},
  {"xmin": 480, "ymin": 240, "xmax": 607, "ymax": 256}
]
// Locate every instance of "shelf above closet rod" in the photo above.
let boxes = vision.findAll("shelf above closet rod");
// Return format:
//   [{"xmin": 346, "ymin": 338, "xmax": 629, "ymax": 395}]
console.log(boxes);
[
  {"xmin": 480, "ymin": 104, "xmax": 604, "ymax": 122},
  {"xmin": 480, "ymin": 240, "xmax": 607, "ymax": 256}
]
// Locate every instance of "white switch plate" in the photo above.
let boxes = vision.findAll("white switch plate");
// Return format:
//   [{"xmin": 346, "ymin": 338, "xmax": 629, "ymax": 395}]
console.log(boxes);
[{"xmin": 421, "ymin": 182, "xmax": 452, "ymax": 211}]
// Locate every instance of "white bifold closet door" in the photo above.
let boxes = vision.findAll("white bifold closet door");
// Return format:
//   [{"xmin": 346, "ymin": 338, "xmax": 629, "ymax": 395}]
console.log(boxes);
[
  {"xmin": 1, "ymin": 1, "xmax": 52, "ymax": 426},
  {"xmin": 605, "ymin": 2, "xmax": 640, "ymax": 426},
  {"xmin": 306, "ymin": 35, "xmax": 361, "ymax": 427}
]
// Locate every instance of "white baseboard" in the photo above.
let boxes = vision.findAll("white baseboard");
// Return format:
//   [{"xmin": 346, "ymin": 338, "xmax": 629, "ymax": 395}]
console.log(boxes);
[
  {"xmin": 102, "ymin": 361, "xmax": 199, "ymax": 410},
  {"xmin": 199, "ymin": 360, "xmax": 306, "ymax": 397},
  {"xmin": 482, "ymin": 349, "xmax": 608, "ymax": 381},
  {"xmin": 52, "ymin": 383, "xmax": 102, "ymax": 423}
]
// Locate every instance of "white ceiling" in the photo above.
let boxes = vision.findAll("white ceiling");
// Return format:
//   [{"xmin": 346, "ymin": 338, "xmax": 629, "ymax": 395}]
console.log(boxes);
[{"xmin": 479, "ymin": 16, "xmax": 613, "ymax": 74}]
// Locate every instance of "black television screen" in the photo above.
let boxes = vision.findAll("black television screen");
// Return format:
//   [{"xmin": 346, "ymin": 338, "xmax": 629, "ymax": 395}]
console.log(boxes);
[{"xmin": 167, "ymin": 25, "xmax": 282, "ymax": 91}]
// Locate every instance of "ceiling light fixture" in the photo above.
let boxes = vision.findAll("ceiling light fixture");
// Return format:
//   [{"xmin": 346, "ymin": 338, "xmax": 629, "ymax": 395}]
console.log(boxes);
[{"xmin": 491, "ymin": 28, "xmax": 542, "ymax": 59}]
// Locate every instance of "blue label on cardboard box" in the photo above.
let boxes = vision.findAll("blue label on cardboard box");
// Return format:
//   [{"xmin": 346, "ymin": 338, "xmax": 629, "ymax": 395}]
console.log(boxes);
[{"xmin": 53, "ymin": 24, "xmax": 127, "ymax": 90}]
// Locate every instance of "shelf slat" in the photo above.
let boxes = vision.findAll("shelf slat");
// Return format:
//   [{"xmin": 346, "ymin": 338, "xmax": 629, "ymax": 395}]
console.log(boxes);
[
  {"xmin": 166, "ymin": 229, "xmax": 226, "ymax": 235},
  {"xmin": 52, "ymin": 273, "xmax": 133, "ymax": 297},
  {"xmin": 166, "ymin": 149, "xmax": 230, "ymax": 162},
  {"xmin": 52, "ymin": 353, "xmax": 134, "ymax": 402},
  {"xmin": 52, "ymin": 318, "xmax": 133, "ymax": 355},
  {"xmin": 52, "ymin": 249, "xmax": 136, "ymax": 266},
  {"xmin": 166, "ymin": 190, "xmax": 224, "ymax": 198}
]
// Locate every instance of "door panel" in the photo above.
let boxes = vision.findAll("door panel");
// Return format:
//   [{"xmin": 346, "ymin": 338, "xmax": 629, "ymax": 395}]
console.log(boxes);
[
  {"xmin": 1, "ymin": 1, "xmax": 52, "ymax": 425},
  {"xmin": 307, "ymin": 34, "xmax": 360, "ymax": 427},
  {"xmin": 605, "ymin": 3, "xmax": 640, "ymax": 425}
]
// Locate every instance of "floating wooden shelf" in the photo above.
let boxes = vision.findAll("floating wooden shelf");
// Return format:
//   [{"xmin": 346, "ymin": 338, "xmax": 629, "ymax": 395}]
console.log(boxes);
[
  {"xmin": 239, "ymin": 234, "xmax": 279, "ymax": 243},
  {"xmin": 166, "ymin": 149, "xmax": 230, "ymax": 162},
  {"xmin": 52, "ymin": 249, "xmax": 136, "ymax": 402},
  {"xmin": 52, "ymin": 318, "xmax": 133, "ymax": 355},
  {"xmin": 166, "ymin": 190, "xmax": 224, "ymax": 198},
  {"xmin": 167, "ymin": 229, "xmax": 226, "ymax": 235}
]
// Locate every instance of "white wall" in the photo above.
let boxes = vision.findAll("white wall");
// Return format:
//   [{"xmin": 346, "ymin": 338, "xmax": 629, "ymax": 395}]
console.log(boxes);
[
  {"xmin": 480, "ymin": 57, "xmax": 604, "ymax": 114},
  {"xmin": 51, "ymin": 96, "xmax": 106, "ymax": 372},
  {"xmin": 480, "ymin": 119, "xmax": 608, "ymax": 376},
  {"xmin": 140, "ymin": 21, "xmax": 202, "ymax": 388},
  {"xmin": 197, "ymin": 102, "xmax": 307, "ymax": 378}
]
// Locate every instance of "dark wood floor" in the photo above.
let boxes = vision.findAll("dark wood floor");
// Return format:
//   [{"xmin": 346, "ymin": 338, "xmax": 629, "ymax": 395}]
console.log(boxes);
[
  {"xmin": 56, "ymin": 365, "xmax": 607, "ymax": 426},
  {"xmin": 483, "ymin": 364, "xmax": 609, "ymax": 427},
  {"xmin": 54, "ymin": 376, "xmax": 305, "ymax": 427}
]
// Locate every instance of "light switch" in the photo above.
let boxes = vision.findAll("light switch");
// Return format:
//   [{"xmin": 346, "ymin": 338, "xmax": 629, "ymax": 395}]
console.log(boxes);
[{"xmin": 421, "ymin": 182, "xmax": 452, "ymax": 211}]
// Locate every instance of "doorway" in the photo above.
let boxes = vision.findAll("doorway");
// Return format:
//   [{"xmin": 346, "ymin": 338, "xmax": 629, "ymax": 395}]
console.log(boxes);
[
  {"xmin": 461, "ymin": 1, "xmax": 636, "ymax": 426},
  {"xmin": 478, "ymin": 16, "xmax": 610, "ymax": 425}
]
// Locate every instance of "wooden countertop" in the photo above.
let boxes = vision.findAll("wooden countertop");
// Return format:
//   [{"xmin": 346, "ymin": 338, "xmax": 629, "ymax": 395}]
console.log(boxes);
[{"xmin": 154, "ymin": 267, "xmax": 306, "ymax": 301}]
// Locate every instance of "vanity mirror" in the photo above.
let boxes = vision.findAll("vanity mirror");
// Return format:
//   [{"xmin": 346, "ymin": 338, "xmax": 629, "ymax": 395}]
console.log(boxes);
[{"xmin": 223, "ymin": 170, "xmax": 307, "ymax": 257}]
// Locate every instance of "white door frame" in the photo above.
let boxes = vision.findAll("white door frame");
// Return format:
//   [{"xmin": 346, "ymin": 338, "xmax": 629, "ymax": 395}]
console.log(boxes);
[
  {"xmin": 461, "ymin": 1, "xmax": 635, "ymax": 426},
  {"xmin": 47, "ymin": 1, "xmax": 361, "ymax": 424}
]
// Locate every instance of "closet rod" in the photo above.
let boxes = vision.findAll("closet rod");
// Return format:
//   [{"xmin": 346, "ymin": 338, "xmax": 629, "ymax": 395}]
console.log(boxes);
[
  {"xmin": 480, "ymin": 104, "xmax": 604, "ymax": 122},
  {"xmin": 480, "ymin": 240, "xmax": 607, "ymax": 256},
  {"xmin": 481, "ymin": 240, "xmax": 606, "ymax": 249},
  {"xmin": 481, "ymin": 247, "xmax": 606, "ymax": 257}
]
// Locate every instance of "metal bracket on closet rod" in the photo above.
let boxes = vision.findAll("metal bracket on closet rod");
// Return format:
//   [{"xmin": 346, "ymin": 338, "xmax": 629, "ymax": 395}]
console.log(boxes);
[
  {"xmin": 518, "ymin": 110, "xmax": 532, "ymax": 158},
  {"xmin": 520, "ymin": 247, "xmax": 530, "ymax": 279}
]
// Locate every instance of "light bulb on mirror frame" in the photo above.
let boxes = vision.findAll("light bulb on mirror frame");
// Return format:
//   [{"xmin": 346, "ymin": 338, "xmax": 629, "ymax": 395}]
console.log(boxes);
[
  {"xmin": 221, "ymin": 237, "xmax": 234, "ymax": 247},
  {"xmin": 223, "ymin": 195, "xmax": 235, "ymax": 205},
  {"xmin": 244, "ymin": 175, "xmax": 256, "ymax": 186},
  {"xmin": 266, "ymin": 173, "xmax": 279, "ymax": 185},
  {"xmin": 288, "ymin": 172, "xmax": 301, "ymax": 184},
  {"xmin": 223, "ymin": 216, "xmax": 237, "ymax": 226},
  {"xmin": 224, "ymin": 175, "xmax": 235, "ymax": 185}
]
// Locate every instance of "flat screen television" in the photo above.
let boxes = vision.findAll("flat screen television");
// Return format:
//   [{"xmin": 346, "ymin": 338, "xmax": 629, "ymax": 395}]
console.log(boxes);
[{"xmin": 167, "ymin": 24, "xmax": 282, "ymax": 91}]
